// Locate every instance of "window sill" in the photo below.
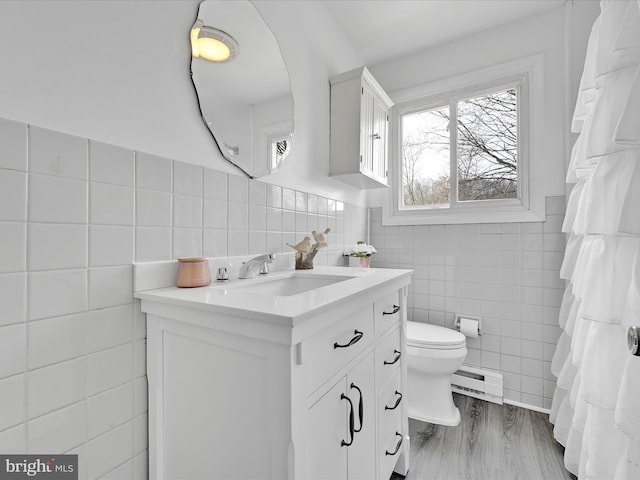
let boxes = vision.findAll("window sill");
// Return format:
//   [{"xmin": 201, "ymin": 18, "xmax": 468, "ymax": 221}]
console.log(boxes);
[{"xmin": 381, "ymin": 202, "xmax": 545, "ymax": 226}]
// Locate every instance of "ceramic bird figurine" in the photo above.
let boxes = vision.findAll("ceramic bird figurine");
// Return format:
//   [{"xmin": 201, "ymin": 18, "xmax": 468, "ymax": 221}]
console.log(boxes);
[
  {"xmin": 287, "ymin": 236, "xmax": 312, "ymax": 254},
  {"xmin": 312, "ymin": 227, "xmax": 331, "ymax": 245}
]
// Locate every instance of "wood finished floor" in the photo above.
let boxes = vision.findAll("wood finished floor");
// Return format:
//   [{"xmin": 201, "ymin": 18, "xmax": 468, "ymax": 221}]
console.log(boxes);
[{"xmin": 392, "ymin": 394, "xmax": 575, "ymax": 480}]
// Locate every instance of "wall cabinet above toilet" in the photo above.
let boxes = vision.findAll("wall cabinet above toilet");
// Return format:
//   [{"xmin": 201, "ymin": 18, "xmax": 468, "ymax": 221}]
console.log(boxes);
[{"xmin": 329, "ymin": 66, "xmax": 393, "ymax": 189}]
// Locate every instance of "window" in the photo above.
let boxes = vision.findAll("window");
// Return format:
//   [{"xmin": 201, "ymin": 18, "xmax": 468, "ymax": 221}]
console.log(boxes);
[
  {"xmin": 383, "ymin": 55, "xmax": 545, "ymax": 225},
  {"xmin": 401, "ymin": 85, "xmax": 518, "ymax": 209},
  {"xmin": 270, "ymin": 136, "xmax": 290, "ymax": 170}
]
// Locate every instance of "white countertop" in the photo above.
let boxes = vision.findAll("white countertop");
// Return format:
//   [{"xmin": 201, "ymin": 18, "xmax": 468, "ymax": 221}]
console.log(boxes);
[{"xmin": 134, "ymin": 266, "xmax": 412, "ymax": 325}]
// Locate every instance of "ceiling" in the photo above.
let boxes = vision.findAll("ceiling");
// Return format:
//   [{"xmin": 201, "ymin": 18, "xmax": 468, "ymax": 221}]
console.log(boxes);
[{"xmin": 321, "ymin": 0, "xmax": 567, "ymax": 65}]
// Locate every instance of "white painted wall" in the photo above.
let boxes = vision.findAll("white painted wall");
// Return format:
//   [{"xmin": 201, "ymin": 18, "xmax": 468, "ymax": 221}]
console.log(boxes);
[
  {"xmin": 0, "ymin": 0, "xmax": 367, "ymax": 205},
  {"xmin": 365, "ymin": 2, "xmax": 600, "ymax": 411},
  {"xmin": 367, "ymin": 2, "xmax": 600, "ymax": 208}
]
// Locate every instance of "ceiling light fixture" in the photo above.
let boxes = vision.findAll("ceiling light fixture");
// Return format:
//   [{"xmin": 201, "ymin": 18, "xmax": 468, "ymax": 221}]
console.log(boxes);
[{"xmin": 191, "ymin": 20, "xmax": 239, "ymax": 63}]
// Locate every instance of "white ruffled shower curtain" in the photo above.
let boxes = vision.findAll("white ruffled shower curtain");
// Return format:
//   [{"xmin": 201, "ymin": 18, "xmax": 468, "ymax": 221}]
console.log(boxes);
[{"xmin": 550, "ymin": 1, "xmax": 640, "ymax": 478}]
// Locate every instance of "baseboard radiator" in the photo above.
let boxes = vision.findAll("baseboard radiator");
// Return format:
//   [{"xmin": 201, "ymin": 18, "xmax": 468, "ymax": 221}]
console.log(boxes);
[{"xmin": 451, "ymin": 365, "xmax": 503, "ymax": 404}]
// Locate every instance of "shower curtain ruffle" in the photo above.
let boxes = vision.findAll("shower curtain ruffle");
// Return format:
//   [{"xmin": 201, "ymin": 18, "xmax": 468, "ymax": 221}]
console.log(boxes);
[{"xmin": 550, "ymin": 1, "xmax": 640, "ymax": 478}]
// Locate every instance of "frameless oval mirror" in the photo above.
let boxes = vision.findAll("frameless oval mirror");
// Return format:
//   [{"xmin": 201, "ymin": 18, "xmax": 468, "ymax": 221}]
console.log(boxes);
[{"xmin": 191, "ymin": 0, "xmax": 294, "ymax": 178}]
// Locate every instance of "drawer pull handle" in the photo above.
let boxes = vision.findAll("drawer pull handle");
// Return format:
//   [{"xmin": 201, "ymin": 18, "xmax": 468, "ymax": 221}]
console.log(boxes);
[
  {"xmin": 340, "ymin": 393, "xmax": 355, "ymax": 447},
  {"xmin": 334, "ymin": 330, "xmax": 363, "ymax": 349},
  {"xmin": 385, "ymin": 432, "xmax": 403, "ymax": 456},
  {"xmin": 350, "ymin": 383, "xmax": 364, "ymax": 433},
  {"xmin": 382, "ymin": 305, "xmax": 400, "ymax": 316},
  {"xmin": 383, "ymin": 350, "xmax": 401, "ymax": 366},
  {"xmin": 385, "ymin": 391, "xmax": 403, "ymax": 411}
]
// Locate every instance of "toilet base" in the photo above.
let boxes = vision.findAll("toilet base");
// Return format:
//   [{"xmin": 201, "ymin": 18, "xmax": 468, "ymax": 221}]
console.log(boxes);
[
  {"xmin": 408, "ymin": 405, "xmax": 461, "ymax": 427},
  {"xmin": 407, "ymin": 371, "xmax": 461, "ymax": 427}
]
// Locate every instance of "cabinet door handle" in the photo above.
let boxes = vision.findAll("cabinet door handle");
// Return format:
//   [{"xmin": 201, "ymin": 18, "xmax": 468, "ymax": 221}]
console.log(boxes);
[
  {"xmin": 384, "ymin": 391, "xmax": 403, "ymax": 411},
  {"xmin": 340, "ymin": 393, "xmax": 355, "ymax": 447},
  {"xmin": 350, "ymin": 383, "xmax": 364, "ymax": 433},
  {"xmin": 385, "ymin": 432, "xmax": 403, "ymax": 456},
  {"xmin": 382, "ymin": 305, "xmax": 400, "ymax": 315},
  {"xmin": 372, "ymin": 133, "xmax": 381, "ymax": 140},
  {"xmin": 334, "ymin": 330, "xmax": 363, "ymax": 349},
  {"xmin": 383, "ymin": 350, "xmax": 401, "ymax": 366}
]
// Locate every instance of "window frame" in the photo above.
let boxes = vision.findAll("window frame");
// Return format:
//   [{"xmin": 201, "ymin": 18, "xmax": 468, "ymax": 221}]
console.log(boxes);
[{"xmin": 383, "ymin": 54, "xmax": 545, "ymax": 226}]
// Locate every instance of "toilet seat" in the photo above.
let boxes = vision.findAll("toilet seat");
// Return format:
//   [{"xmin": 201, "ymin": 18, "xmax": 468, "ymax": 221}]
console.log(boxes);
[{"xmin": 407, "ymin": 321, "xmax": 466, "ymax": 350}]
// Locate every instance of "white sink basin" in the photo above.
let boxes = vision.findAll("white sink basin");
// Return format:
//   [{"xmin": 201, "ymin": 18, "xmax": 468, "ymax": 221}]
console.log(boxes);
[{"xmin": 226, "ymin": 273, "xmax": 355, "ymax": 297}]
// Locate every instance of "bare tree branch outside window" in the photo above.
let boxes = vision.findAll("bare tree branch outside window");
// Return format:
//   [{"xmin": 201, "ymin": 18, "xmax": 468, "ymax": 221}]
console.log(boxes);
[
  {"xmin": 456, "ymin": 89, "xmax": 517, "ymax": 201},
  {"xmin": 401, "ymin": 105, "xmax": 450, "ymax": 207},
  {"xmin": 400, "ymin": 88, "xmax": 518, "ymax": 208}
]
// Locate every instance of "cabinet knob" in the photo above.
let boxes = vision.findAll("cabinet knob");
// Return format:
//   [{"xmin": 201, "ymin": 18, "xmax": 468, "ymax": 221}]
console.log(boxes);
[{"xmin": 372, "ymin": 133, "xmax": 380, "ymax": 140}]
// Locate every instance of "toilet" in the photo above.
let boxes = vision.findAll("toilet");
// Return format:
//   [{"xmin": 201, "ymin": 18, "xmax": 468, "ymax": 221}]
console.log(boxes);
[{"xmin": 406, "ymin": 321, "xmax": 467, "ymax": 426}]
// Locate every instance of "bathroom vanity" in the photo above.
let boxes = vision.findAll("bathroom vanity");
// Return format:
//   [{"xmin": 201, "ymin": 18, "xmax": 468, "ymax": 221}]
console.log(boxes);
[{"xmin": 135, "ymin": 266, "xmax": 412, "ymax": 480}]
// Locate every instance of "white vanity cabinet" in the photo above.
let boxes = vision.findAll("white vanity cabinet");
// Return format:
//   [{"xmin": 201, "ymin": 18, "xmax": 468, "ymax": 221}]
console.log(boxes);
[
  {"xmin": 329, "ymin": 66, "xmax": 393, "ymax": 189},
  {"xmin": 136, "ymin": 267, "xmax": 411, "ymax": 480},
  {"xmin": 306, "ymin": 351, "xmax": 376, "ymax": 480}
]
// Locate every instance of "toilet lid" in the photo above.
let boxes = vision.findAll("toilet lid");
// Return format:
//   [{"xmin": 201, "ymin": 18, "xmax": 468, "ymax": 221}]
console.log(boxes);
[{"xmin": 407, "ymin": 321, "xmax": 466, "ymax": 349}]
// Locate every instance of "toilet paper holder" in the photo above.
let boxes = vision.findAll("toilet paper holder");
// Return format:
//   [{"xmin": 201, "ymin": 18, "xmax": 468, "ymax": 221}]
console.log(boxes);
[{"xmin": 455, "ymin": 314, "xmax": 482, "ymax": 337}]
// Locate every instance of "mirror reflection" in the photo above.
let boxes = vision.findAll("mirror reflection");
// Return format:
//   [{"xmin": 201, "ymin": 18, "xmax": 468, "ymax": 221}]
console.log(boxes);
[{"xmin": 191, "ymin": 0, "xmax": 294, "ymax": 178}]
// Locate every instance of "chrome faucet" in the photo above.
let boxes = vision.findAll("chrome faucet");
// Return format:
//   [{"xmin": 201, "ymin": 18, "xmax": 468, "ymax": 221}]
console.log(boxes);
[{"xmin": 238, "ymin": 253, "xmax": 275, "ymax": 279}]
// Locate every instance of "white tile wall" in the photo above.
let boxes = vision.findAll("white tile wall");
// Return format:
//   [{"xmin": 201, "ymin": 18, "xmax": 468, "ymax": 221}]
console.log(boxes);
[
  {"xmin": 87, "ymin": 305, "xmax": 133, "ymax": 353},
  {"xmin": 135, "ymin": 226, "xmax": 171, "ymax": 262},
  {"xmin": 135, "ymin": 189, "xmax": 172, "ymax": 227},
  {"xmin": 88, "ymin": 266, "xmax": 133, "ymax": 310},
  {"xmin": 29, "ymin": 127, "xmax": 88, "ymax": 180},
  {"xmin": 203, "ymin": 168, "xmax": 227, "ymax": 199},
  {"xmin": 0, "ymin": 118, "xmax": 27, "ymax": 171},
  {"xmin": 87, "ymin": 382, "xmax": 134, "ymax": 439},
  {"xmin": 29, "ymin": 270, "xmax": 87, "ymax": 320},
  {"xmin": 173, "ymin": 228, "xmax": 202, "ymax": 258},
  {"xmin": 0, "ymin": 273, "xmax": 26, "ymax": 326},
  {"xmin": 0, "ymin": 425, "xmax": 26, "ymax": 454},
  {"xmin": 0, "ymin": 374, "xmax": 25, "ymax": 431},
  {"xmin": 135, "ymin": 153, "xmax": 171, "ymax": 192},
  {"xmin": 0, "ymin": 222, "xmax": 26, "ymax": 273},
  {"xmin": 173, "ymin": 195, "xmax": 202, "ymax": 228},
  {"xmin": 85, "ymin": 421, "xmax": 133, "ymax": 479},
  {"xmin": 0, "ymin": 118, "xmax": 367, "ymax": 479},
  {"xmin": 27, "ymin": 402, "xmax": 86, "ymax": 454},
  {"xmin": 0, "ymin": 169, "xmax": 27, "ymax": 221},
  {"xmin": 28, "ymin": 174, "xmax": 87, "ymax": 224},
  {"xmin": 370, "ymin": 198, "xmax": 566, "ymax": 411},
  {"xmin": 89, "ymin": 141, "xmax": 134, "ymax": 187},
  {"xmin": 29, "ymin": 224, "xmax": 87, "ymax": 271},
  {"xmin": 28, "ymin": 313, "xmax": 87, "ymax": 369},
  {"xmin": 27, "ymin": 357, "xmax": 86, "ymax": 418},
  {"xmin": 173, "ymin": 161, "xmax": 202, "ymax": 196},
  {"xmin": 89, "ymin": 225, "xmax": 134, "ymax": 267},
  {"xmin": 90, "ymin": 183, "xmax": 135, "ymax": 226}
]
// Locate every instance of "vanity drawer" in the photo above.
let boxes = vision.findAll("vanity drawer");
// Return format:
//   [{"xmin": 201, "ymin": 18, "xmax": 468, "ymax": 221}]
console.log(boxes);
[
  {"xmin": 375, "ymin": 326, "xmax": 401, "ymax": 388},
  {"xmin": 305, "ymin": 308, "xmax": 374, "ymax": 395},
  {"xmin": 374, "ymin": 292, "xmax": 400, "ymax": 337},
  {"xmin": 378, "ymin": 370, "xmax": 404, "ymax": 480}
]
